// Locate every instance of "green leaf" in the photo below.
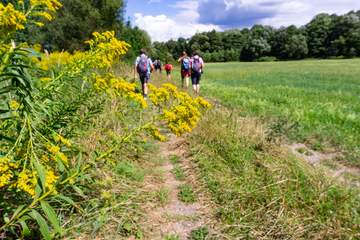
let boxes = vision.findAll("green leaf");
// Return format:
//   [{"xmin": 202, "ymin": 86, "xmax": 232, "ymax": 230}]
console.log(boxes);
[
  {"xmin": 28, "ymin": 210, "xmax": 51, "ymax": 240},
  {"xmin": 19, "ymin": 219, "xmax": 31, "ymax": 237},
  {"xmin": 34, "ymin": 161, "xmax": 46, "ymax": 190},
  {"xmin": 56, "ymin": 158, "xmax": 65, "ymax": 172},
  {"xmin": 72, "ymin": 185, "xmax": 86, "ymax": 198},
  {"xmin": 40, "ymin": 201, "xmax": 63, "ymax": 235},
  {"xmin": 55, "ymin": 194, "xmax": 76, "ymax": 206},
  {"xmin": 10, "ymin": 204, "xmax": 25, "ymax": 221},
  {"xmin": 35, "ymin": 184, "xmax": 43, "ymax": 197}
]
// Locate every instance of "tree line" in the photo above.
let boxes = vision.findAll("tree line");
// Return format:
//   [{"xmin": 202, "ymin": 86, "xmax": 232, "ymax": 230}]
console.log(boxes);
[
  {"xmin": 152, "ymin": 11, "xmax": 360, "ymax": 62},
  {"xmin": 14, "ymin": 1, "xmax": 359, "ymax": 62},
  {"xmin": 15, "ymin": 0, "xmax": 152, "ymax": 61}
]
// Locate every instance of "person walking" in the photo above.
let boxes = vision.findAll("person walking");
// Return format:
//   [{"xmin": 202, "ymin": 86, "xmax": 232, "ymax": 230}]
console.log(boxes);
[
  {"xmin": 190, "ymin": 52, "xmax": 205, "ymax": 95},
  {"xmin": 177, "ymin": 51, "xmax": 191, "ymax": 88},
  {"xmin": 134, "ymin": 49, "xmax": 154, "ymax": 98},
  {"xmin": 164, "ymin": 62, "xmax": 173, "ymax": 81},
  {"xmin": 154, "ymin": 58, "xmax": 162, "ymax": 73}
]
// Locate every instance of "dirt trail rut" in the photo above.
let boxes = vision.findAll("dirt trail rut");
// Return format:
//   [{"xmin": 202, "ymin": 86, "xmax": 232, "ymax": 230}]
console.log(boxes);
[{"xmin": 142, "ymin": 135, "xmax": 214, "ymax": 240}]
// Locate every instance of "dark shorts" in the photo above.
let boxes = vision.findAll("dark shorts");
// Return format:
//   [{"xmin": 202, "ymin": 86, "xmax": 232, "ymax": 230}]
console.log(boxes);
[
  {"xmin": 181, "ymin": 69, "xmax": 191, "ymax": 78},
  {"xmin": 139, "ymin": 73, "xmax": 150, "ymax": 84},
  {"xmin": 166, "ymin": 70, "xmax": 171, "ymax": 76},
  {"xmin": 191, "ymin": 71, "xmax": 201, "ymax": 85}
]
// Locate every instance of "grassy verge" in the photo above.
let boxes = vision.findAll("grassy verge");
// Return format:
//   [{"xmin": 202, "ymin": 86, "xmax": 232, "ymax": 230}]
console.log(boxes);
[
  {"xmin": 62, "ymin": 98, "xmax": 161, "ymax": 239},
  {"xmin": 202, "ymin": 59, "xmax": 360, "ymax": 166},
  {"xmin": 189, "ymin": 107, "xmax": 360, "ymax": 239}
]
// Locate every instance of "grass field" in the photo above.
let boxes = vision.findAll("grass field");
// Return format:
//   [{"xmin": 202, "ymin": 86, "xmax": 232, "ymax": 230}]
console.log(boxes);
[
  {"xmin": 184, "ymin": 60, "xmax": 360, "ymax": 238},
  {"xmin": 201, "ymin": 59, "xmax": 360, "ymax": 167}
]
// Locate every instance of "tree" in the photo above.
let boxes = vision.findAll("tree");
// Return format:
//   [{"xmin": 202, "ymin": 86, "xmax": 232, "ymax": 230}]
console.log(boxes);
[
  {"xmin": 306, "ymin": 13, "xmax": 333, "ymax": 57},
  {"xmin": 241, "ymin": 38, "xmax": 271, "ymax": 61},
  {"xmin": 223, "ymin": 30, "xmax": 244, "ymax": 51},
  {"xmin": 189, "ymin": 33, "xmax": 210, "ymax": 53},
  {"xmin": 328, "ymin": 12, "xmax": 360, "ymax": 57},
  {"xmin": 207, "ymin": 30, "xmax": 223, "ymax": 52},
  {"xmin": 21, "ymin": 0, "xmax": 125, "ymax": 52},
  {"xmin": 151, "ymin": 10, "xmax": 360, "ymax": 62},
  {"xmin": 120, "ymin": 25, "xmax": 151, "ymax": 61},
  {"xmin": 272, "ymin": 26, "xmax": 308, "ymax": 60}
]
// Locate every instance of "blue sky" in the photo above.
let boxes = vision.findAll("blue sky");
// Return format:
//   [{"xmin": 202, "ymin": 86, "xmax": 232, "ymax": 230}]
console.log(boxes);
[
  {"xmin": 126, "ymin": 0, "xmax": 360, "ymax": 42},
  {"xmin": 126, "ymin": 0, "xmax": 177, "ymax": 21}
]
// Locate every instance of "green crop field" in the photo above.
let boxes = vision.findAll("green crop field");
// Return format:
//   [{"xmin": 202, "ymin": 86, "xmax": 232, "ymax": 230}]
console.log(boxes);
[{"xmin": 201, "ymin": 59, "xmax": 360, "ymax": 167}]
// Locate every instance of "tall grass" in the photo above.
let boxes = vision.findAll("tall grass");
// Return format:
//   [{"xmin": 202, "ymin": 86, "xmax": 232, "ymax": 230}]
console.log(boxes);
[{"xmin": 190, "ymin": 108, "xmax": 360, "ymax": 239}]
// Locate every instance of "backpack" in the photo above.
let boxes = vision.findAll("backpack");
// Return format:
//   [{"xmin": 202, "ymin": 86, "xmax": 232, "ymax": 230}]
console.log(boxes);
[
  {"xmin": 192, "ymin": 56, "xmax": 201, "ymax": 73},
  {"xmin": 182, "ymin": 57, "xmax": 190, "ymax": 70},
  {"xmin": 165, "ymin": 64, "xmax": 172, "ymax": 71},
  {"xmin": 137, "ymin": 54, "xmax": 148, "ymax": 76}
]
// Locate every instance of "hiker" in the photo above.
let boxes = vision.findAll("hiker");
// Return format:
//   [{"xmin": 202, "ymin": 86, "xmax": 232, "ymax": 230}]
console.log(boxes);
[
  {"xmin": 190, "ymin": 52, "xmax": 205, "ymax": 95},
  {"xmin": 177, "ymin": 51, "xmax": 191, "ymax": 88},
  {"xmin": 134, "ymin": 49, "xmax": 154, "ymax": 98},
  {"xmin": 164, "ymin": 62, "xmax": 173, "ymax": 81},
  {"xmin": 153, "ymin": 58, "xmax": 162, "ymax": 73}
]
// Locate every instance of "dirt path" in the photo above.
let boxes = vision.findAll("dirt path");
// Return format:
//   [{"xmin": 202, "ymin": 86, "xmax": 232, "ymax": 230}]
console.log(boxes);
[
  {"xmin": 287, "ymin": 143, "xmax": 360, "ymax": 187},
  {"xmin": 141, "ymin": 135, "xmax": 215, "ymax": 240}
]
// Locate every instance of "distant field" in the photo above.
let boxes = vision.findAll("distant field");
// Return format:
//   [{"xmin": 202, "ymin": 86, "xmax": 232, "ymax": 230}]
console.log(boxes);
[{"xmin": 201, "ymin": 59, "xmax": 360, "ymax": 166}]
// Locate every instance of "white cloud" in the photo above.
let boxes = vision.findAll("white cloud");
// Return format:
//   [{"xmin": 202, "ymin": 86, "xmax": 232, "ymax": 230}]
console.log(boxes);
[
  {"xmin": 133, "ymin": 0, "xmax": 360, "ymax": 41},
  {"xmin": 260, "ymin": 0, "xmax": 360, "ymax": 27},
  {"xmin": 134, "ymin": 13, "xmax": 220, "ymax": 42}
]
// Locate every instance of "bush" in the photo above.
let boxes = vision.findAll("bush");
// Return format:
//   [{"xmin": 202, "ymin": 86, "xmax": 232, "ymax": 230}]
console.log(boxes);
[{"xmin": 255, "ymin": 56, "xmax": 278, "ymax": 62}]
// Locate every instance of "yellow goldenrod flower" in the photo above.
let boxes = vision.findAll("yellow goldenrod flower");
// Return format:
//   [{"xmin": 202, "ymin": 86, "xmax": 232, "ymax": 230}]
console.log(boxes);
[
  {"xmin": 47, "ymin": 144, "xmax": 60, "ymax": 155},
  {"xmin": 56, "ymin": 152, "xmax": 68, "ymax": 165},
  {"xmin": 9, "ymin": 100, "xmax": 20, "ymax": 110},
  {"xmin": 45, "ymin": 169, "xmax": 58, "ymax": 192},
  {"xmin": 16, "ymin": 170, "xmax": 37, "ymax": 197},
  {"xmin": 0, "ymin": 3, "xmax": 27, "ymax": 32},
  {"xmin": 146, "ymin": 125, "xmax": 167, "ymax": 142},
  {"xmin": 40, "ymin": 77, "xmax": 52, "ymax": 82},
  {"xmin": 41, "ymin": 155, "xmax": 50, "ymax": 163},
  {"xmin": 53, "ymin": 134, "xmax": 72, "ymax": 147},
  {"xmin": 34, "ymin": 21, "xmax": 44, "ymax": 27}
]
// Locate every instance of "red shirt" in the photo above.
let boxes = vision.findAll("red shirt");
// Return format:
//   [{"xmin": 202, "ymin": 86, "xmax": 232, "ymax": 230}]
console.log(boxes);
[{"xmin": 165, "ymin": 64, "xmax": 173, "ymax": 71}]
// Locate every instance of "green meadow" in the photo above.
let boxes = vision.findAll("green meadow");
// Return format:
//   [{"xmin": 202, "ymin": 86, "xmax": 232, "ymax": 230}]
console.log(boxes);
[
  {"xmin": 186, "ymin": 59, "xmax": 360, "ymax": 239},
  {"xmin": 202, "ymin": 59, "xmax": 360, "ymax": 166}
]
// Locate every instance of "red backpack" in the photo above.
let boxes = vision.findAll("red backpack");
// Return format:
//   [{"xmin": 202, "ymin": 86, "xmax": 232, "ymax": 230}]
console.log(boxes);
[{"xmin": 165, "ymin": 64, "xmax": 172, "ymax": 71}]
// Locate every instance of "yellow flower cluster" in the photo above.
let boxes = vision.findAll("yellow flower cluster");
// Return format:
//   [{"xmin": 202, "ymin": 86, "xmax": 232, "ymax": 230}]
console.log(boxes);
[
  {"xmin": 37, "ymin": 51, "xmax": 72, "ymax": 71},
  {"xmin": 145, "ymin": 125, "xmax": 167, "ymax": 142},
  {"xmin": 164, "ymin": 103, "xmax": 201, "ymax": 136},
  {"xmin": 85, "ymin": 31, "xmax": 130, "ymax": 69},
  {"xmin": 148, "ymin": 84, "xmax": 170, "ymax": 106},
  {"xmin": 37, "ymin": 32, "xmax": 130, "ymax": 82},
  {"xmin": 92, "ymin": 74, "xmax": 147, "ymax": 109},
  {"xmin": 45, "ymin": 169, "xmax": 58, "ymax": 192},
  {"xmin": 53, "ymin": 134, "xmax": 72, "ymax": 147},
  {"xmin": 9, "ymin": 100, "xmax": 20, "ymax": 110},
  {"xmin": 195, "ymin": 97, "xmax": 212, "ymax": 109},
  {"xmin": 46, "ymin": 144, "xmax": 68, "ymax": 166},
  {"xmin": 0, "ymin": 157, "xmax": 18, "ymax": 188},
  {"xmin": 16, "ymin": 170, "xmax": 37, "ymax": 197},
  {"xmin": 30, "ymin": 0, "xmax": 62, "ymax": 12},
  {"xmin": 0, "ymin": 156, "xmax": 58, "ymax": 197},
  {"xmin": 148, "ymin": 83, "xmax": 212, "ymax": 136},
  {"xmin": 0, "ymin": 3, "xmax": 26, "ymax": 32},
  {"xmin": 0, "ymin": 0, "xmax": 61, "ymax": 35}
]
